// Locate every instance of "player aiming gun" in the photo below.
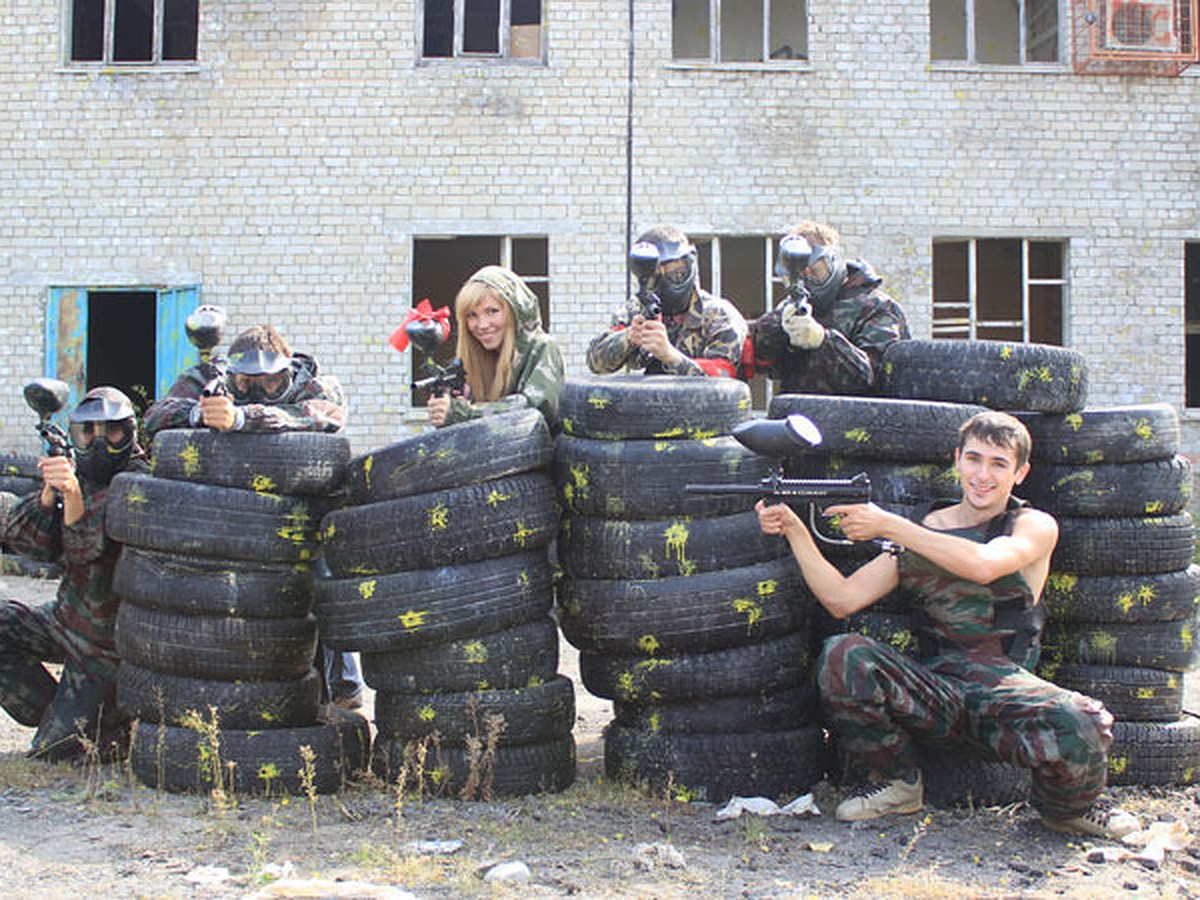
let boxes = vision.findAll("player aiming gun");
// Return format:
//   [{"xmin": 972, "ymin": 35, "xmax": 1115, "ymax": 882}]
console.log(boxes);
[
  {"xmin": 777, "ymin": 233, "xmax": 813, "ymax": 318},
  {"xmin": 686, "ymin": 413, "xmax": 903, "ymax": 556},
  {"xmin": 629, "ymin": 241, "xmax": 662, "ymax": 319},
  {"xmin": 185, "ymin": 304, "xmax": 228, "ymax": 397},
  {"xmin": 389, "ymin": 299, "xmax": 467, "ymax": 397}
]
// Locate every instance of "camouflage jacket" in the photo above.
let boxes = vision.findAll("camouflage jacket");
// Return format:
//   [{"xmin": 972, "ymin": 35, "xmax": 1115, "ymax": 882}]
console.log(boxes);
[
  {"xmin": 143, "ymin": 353, "xmax": 346, "ymax": 437},
  {"xmin": 900, "ymin": 498, "xmax": 1045, "ymax": 670},
  {"xmin": 751, "ymin": 260, "xmax": 909, "ymax": 394},
  {"xmin": 443, "ymin": 266, "xmax": 565, "ymax": 428},
  {"xmin": 2, "ymin": 456, "xmax": 148, "ymax": 680},
  {"xmin": 587, "ymin": 288, "xmax": 748, "ymax": 378}
]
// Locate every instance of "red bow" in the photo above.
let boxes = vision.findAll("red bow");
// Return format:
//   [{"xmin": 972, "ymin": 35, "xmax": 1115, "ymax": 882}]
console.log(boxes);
[{"xmin": 388, "ymin": 299, "xmax": 451, "ymax": 352}]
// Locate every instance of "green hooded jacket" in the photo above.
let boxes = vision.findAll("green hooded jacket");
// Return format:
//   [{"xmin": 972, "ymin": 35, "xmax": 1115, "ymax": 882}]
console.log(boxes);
[{"xmin": 446, "ymin": 266, "xmax": 565, "ymax": 428}]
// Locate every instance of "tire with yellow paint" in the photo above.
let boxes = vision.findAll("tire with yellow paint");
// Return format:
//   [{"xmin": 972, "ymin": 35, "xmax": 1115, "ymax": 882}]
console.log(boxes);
[
  {"xmin": 319, "ymin": 472, "xmax": 557, "ymax": 577},
  {"xmin": 881, "ymin": 339, "xmax": 1088, "ymax": 413},
  {"xmin": 1041, "ymin": 565, "xmax": 1200, "ymax": 624},
  {"xmin": 1020, "ymin": 455, "xmax": 1191, "ymax": 518},
  {"xmin": 558, "ymin": 375, "xmax": 752, "ymax": 440},
  {"xmin": 372, "ymin": 734, "xmax": 576, "ymax": 798},
  {"xmin": 784, "ymin": 455, "xmax": 962, "ymax": 507},
  {"xmin": 612, "ymin": 683, "xmax": 819, "ymax": 733},
  {"xmin": 1051, "ymin": 513, "xmax": 1196, "ymax": 576},
  {"xmin": 312, "ymin": 550, "xmax": 554, "ymax": 652},
  {"xmin": 1106, "ymin": 717, "xmax": 1200, "ymax": 786},
  {"xmin": 1040, "ymin": 613, "xmax": 1200, "ymax": 673},
  {"xmin": 149, "ymin": 429, "xmax": 350, "ymax": 496},
  {"xmin": 343, "ymin": 408, "xmax": 553, "ymax": 505},
  {"xmin": 916, "ymin": 742, "xmax": 1031, "ymax": 809},
  {"xmin": 1015, "ymin": 403, "xmax": 1181, "ymax": 465},
  {"xmin": 558, "ymin": 558, "xmax": 807, "ymax": 655},
  {"xmin": 1040, "ymin": 664, "xmax": 1183, "ymax": 722}
]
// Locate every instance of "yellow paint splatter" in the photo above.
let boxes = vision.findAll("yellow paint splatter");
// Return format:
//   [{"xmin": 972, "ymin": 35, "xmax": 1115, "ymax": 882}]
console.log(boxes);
[
  {"xmin": 732, "ymin": 598, "xmax": 763, "ymax": 629},
  {"xmin": 463, "ymin": 641, "xmax": 488, "ymax": 664},
  {"xmin": 637, "ymin": 634, "xmax": 661, "ymax": 654},
  {"xmin": 418, "ymin": 705, "xmax": 437, "ymax": 722},
  {"xmin": 844, "ymin": 428, "xmax": 871, "ymax": 445},
  {"xmin": 486, "ymin": 488, "xmax": 512, "ymax": 507},
  {"xmin": 357, "ymin": 580, "xmax": 376, "ymax": 600},
  {"xmin": 361, "ymin": 454, "xmax": 373, "ymax": 492},
  {"xmin": 250, "ymin": 473, "xmax": 278, "ymax": 494},
  {"xmin": 1063, "ymin": 413, "xmax": 1083, "ymax": 432},
  {"xmin": 179, "ymin": 443, "xmax": 201, "ymax": 478},
  {"xmin": 397, "ymin": 609, "xmax": 428, "ymax": 629},
  {"xmin": 512, "ymin": 519, "xmax": 537, "ymax": 546},
  {"xmin": 756, "ymin": 579, "xmax": 777, "ymax": 597},
  {"xmin": 587, "ymin": 397, "xmax": 611, "ymax": 409},
  {"xmin": 1047, "ymin": 572, "xmax": 1077, "ymax": 593},
  {"xmin": 428, "ymin": 503, "xmax": 449, "ymax": 530},
  {"xmin": 1133, "ymin": 418, "xmax": 1154, "ymax": 442}
]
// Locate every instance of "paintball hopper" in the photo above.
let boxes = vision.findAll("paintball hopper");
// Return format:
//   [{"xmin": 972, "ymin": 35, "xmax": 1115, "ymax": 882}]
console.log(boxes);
[
  {"xmin": 732, "ymin": 413, "xmax": 823, "ymax": 458},
  {"xmin": 185, "ymin": 305, "xmax": 227, "ymax": 356},
  {"xmin": 630, "ymin": 241, "xmax": 660, "ymax": 282},
  {"xmin": 23, "ymin": 378, "xmax": 71, "ymax": 420},
  {"xmin": 777, "ymin": 235, "xmax": 813, "ymax": 280},
  {"xmin": 389, "ymin": 299, "xmax": 452, "ymax": 354}
]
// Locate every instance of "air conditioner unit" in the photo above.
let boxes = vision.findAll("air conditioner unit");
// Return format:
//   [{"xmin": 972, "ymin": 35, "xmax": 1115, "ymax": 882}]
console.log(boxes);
[{"xmin": 1105, "ymin": 0, "xmax": 1182, "ymax": 51}]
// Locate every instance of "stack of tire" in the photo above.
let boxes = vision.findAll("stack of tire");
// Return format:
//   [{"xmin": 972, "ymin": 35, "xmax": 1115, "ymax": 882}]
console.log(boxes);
[
  {"xmin": 313, "ymin": 409, "xmax": 574, "ymax": 798},
  {"xmin": 554, "ymin": 375, "xmax": 825, "ymax": 802},
  {"xmin": 1016, "ymin": 403, "xmax": 1200, "ymax": 787},
  {"xmin": 0, "ymin": 452, "xmax": 60, "ymax": 579},
  {"xmin": 107, "ymin": 430, "xmax": 370, "ymax": 795}
]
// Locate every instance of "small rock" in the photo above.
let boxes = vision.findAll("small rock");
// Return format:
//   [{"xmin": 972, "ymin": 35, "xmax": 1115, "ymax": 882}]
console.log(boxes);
[
  {"xmin": 1123, "ymin": 881, "xmax": 1139, "ymax": 891},
  {"xmin": 482, "ymin": 861, "xmax": 530, "ymax": 883},
  {"xmin": 633, "ymin": 842, "xmax": 686, "ymax": 871}
]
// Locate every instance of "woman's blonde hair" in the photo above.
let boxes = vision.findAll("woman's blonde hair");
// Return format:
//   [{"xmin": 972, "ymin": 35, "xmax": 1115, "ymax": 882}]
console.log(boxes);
[{"xmin": 455, "ymin": 280, "xmax": 516, "ymax": 402}]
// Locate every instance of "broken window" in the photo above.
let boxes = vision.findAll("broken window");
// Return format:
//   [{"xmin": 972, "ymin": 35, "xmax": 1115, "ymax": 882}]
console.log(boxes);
[
  {"xmin": 421, "ymin": 0, "xmax": 543, "ymax": 61},
  {"xmin": 932, "ymin": 238, "xmax": 1065, "ymax": 344},
  {"xmin": 930, "ymin": 0, "xmax": 1059, "ymax": 63},
  {"xmin": 673, "ymin": 0, "xmax": 808, "ymax": 63},
  {"xmin": 70, "ymin": 0, "xmax": 198, "ymax": 64}
]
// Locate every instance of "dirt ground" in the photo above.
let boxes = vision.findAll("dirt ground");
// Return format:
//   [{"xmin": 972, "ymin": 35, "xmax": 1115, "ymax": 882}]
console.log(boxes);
[{"xmin": 1, "ymin": 571, "xmax": 1198, "ymax": 899}]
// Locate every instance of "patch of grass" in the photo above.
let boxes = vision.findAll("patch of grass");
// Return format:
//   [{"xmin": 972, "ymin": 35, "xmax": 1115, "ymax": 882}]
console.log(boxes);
[{"xmin": 849, "ymin": 873, "xmax": 1011, "ymax": 899}]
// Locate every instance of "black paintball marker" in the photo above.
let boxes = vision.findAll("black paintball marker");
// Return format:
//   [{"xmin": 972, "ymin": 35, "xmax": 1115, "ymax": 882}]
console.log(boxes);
[
  {"xmin": 185, "ymin": 304, "xmax": 228, "ymax": 397},
  {"xmin": 23, "ymin": 377, "xmax": 73, "ymax": 460},
  {"xmin": 393, "ymin": 302, "xmax": 467, "ymax": 397},
  {"xmin": 686, "ymin": 413, "xmax": 903, "ymax": 556},
  {"xmin": 777, "ymin": 234, "xmax": 813, "ymax": 317},
  {"xmin": 629, "ymin": 241, "xmax": 662, "ymax": 319}
]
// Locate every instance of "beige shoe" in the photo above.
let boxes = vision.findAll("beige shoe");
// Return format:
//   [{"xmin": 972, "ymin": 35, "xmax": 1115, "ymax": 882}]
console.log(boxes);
[
  {"xmin": 1042, "ymin": 801, "xmax": 1140, "ymax": 840},
  {"xmin": 835, "ymin": 772, "xmax": 924, "ymax": 822}
]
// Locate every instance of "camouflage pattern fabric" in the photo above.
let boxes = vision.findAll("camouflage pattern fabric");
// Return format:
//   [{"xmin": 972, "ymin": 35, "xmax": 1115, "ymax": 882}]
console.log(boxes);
[
  {"xmin": 444, "ymin": 265, "xmax": 565, "ymax": 427},
  {"xmin": 587, "ymin": 288, "xmax": 748, "ymax": 377},
  {"xmin": 751, "ymin": 259, "xmax": 909, "ymax": 393},
  {"xmin": 143, "ymin": 352, "xmax": 345, "ymax": 437}
]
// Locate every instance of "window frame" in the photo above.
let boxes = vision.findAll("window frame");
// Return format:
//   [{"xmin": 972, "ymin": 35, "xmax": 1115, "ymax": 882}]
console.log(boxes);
[
  {"xmin": 671, "ymin": 0, "xmax": 810, "ymax": 68},
  {"xmin": 416, "ymin": 0, "xmax": 545, "ymax": 65},
  {"xmin": 64, "ymin": 0, "xmax": 199, "ymax": 69},
  {"xmin": 930, "ymin": 0, "xmax": 1064, "ymax": 68}
]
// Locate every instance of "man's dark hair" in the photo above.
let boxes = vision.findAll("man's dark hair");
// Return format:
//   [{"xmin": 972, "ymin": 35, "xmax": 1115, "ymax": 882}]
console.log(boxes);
[
  {"xmin": 957, "ymin": 411, "xmax": 1032, "ymax": 469},
  {"xmin": 228, "ymin": 325, "xmax": 292, "ymax": 358}
]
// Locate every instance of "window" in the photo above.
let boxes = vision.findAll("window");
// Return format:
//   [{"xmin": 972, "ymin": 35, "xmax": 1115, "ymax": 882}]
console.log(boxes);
[
  {"xmin": 421, "ymin": 0, "xmax": 543, "ymax": 61},
  {"xmin": 673, "ymin": 0, "xmax": 808, "ymax": 63},
  {"xmin": 932, "ymin": 239, "xmax": 1065, "ymax": 344},
  {"xmin": 70, "ymin": 0, "xmax": 198, "ymax": 64},
  {"xmin": 930, "ymin": 0, "xmax": 1059, "ymax": 63},
  {"xmin": 1186, "ymin": 243, "xmax": 1200, "ymax": 406}
]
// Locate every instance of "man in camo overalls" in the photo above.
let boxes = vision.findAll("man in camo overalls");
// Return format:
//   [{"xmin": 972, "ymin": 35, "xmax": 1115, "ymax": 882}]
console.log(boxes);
[{"xmin": 756, "ymin": 410, "xmax": 1138, "ymax": 839}]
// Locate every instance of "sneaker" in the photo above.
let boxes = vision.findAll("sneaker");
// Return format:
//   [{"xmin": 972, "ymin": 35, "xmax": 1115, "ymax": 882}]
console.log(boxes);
[
  {"xmin": 332, "ymin": 690, "xmax": 364, "ymax": 711},
  {"xmin": 835, "ymin": 772, "xmax": 924, "ymax": 822},
  {"xmin": 1042, "ymin": 801, "xmax": 1140, "ymax": 840}
]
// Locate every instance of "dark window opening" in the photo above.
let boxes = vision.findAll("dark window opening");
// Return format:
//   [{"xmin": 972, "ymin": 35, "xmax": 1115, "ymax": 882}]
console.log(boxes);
[
  {"xmin": 114, "ymin": 0, "xmax": 154, "ymax": 62},
  {"xmin": 86, "ymin": 291, "xmax": 157, "ymax": 415},
  {"xmin": 424, "ymin": 0, "xmax": 454, "ymax": 56},
  {"xmin": 1186, "ymin": 243, "xmax": 1200, "ymax": 407},
  {"xmin": 463, "ymin": 0, "xmax": 501, "ymax": 53},
  {"xmin": 163, "ymin": 0, "xmax": 199, "ymax": 60},
  {"xmin": 72, "ymin": 0, "xmax": 199, "ymax": 64},
  {"xmin": 72, "ymin": 0, "xmax": 104, "ymax": 61}
]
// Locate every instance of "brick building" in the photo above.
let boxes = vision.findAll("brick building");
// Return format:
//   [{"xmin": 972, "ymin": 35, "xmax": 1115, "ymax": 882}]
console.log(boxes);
[{"xmin": 1, "ymin": 1, "xmax": 1197, "ymax": 454}]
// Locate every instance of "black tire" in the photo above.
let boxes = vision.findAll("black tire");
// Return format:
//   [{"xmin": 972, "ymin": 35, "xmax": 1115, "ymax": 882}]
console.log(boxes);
[
  {"xmin": 0, "ymin": 475, "xmax": 40, "ymax": 496},
  {"xmin": 881, "ymin": 339, "xmax": 1088, "ymax": 414},
  {"xmin": 767, "ymin": 395, "xmax": 987, "ymax": 462},
  {"xmin": 320, "ymin": 473, "xmax": 557, "ymax": 577},
  {"xmin": 0, "ymin": 453, "xmax": 41, "ymax": 479},
  {"xmin": 553, "ymin": 434, "xmax": 769, "ymax": 520},
  {"xmin": 361, "ymin": 619, "xmax": 560, "ymax": 693},
  {"xmin": 558, "ymin": 559, "xmax": 807, "ymax": 656},
  {"xmin": 129, "ymin": 707, "xmax": 370, "ymax": 795},
  {"xmin": 612, "ymin": 684, "xmax": 819, "ymax": 734},
  {"xmin": 374, "ymin": 676, "xmax": 575, "ymax": 747},
  {"xmin": 116, "ymin": 602, "xmax": 318, "ymax": 681},
  {"xmin": 1015, "ymin": 404, "xmax": 1181, "ymax": 465},
  {"xmin": 372, "ymin": 734, "xmax": 576, "ymax": 798},
  {"xmin": 1051, "ymin": 514, "xmax": 1195, "ymax": 576},
  {"xmin": 1039, "ymin": 664, "xmax": 1183, "ymax": 723},
  {"xmin": 834, "ymin": 610, "xmax": 921, "ymax": 658},
  {"xmin": 579, "ymin": 630, "xmax": 810, "ymax": 702},
  {"xmin": 1042, "ymin": 566, "xmax": 1200, "ymax": 624},
  {"xmin": 118, "ymin": 662, "xmax": 322, "ymax": 729},
  {"xmin": 558, "ymin": 375, "xmax": 752, "ymax": 440},
  {"xmin": 558, "ymin": 510, "xmax": 785, "ymax": 580},
  {"xmin": 106, "ymin": 473, "xmax": 325, "ymax": 563},
  {"xmin": 113, "ymin": 547, "xmax": 313, "ymax": 619},
  {"xmin": 916, "ymin": 742, "xmax": 1032, "ymax": 809},
  {"xmin": 344, "ymin": 409, "xmax": 554, "ymax": 505},
  {"xmin": 1107, "ymin": 717, "xmax": 1200, "ymax": 786},
  {"xmin": 1040, "ymin": 616, "xmax": 1200, "ymax": 673},
  {"xmin": 314, "ymin": 551, "xmax": 553, "ymax": 652},
  {"xmin": 1020, "ymin": 456, "xmax": 1192, "ymax": 518},
  {"xmin": 149, "ymin": 429, "xmax": 351, "ymax": 496},
  {"xmin": 785, "ymin": 455, "xmax": 962, "ymax": 507},
  {"xmin": 604, "ymin": 723, "xmax": 826, "ymax": 803}
]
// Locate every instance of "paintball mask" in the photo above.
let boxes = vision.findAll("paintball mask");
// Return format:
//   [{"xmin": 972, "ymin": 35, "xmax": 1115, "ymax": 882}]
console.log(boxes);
[
  {"xmin": 227, "ymin": 348, "xmax": 293, "ymax": 403},
  {"xmin": 69, "ymin": 387, "xmax": 137, "ymax": 486},
  {"xmin": 803, "ymin": 243, "xmax": 847, "ymax": 310},
  {"xmin": 652, "ymin": 239, "xmax": 698, "ymax": 316}
]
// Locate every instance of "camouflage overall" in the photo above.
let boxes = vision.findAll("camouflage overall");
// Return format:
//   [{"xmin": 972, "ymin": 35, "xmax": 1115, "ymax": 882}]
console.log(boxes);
[
  {"xmin": 751, "ymin": 259, "xmax": 910, "ymax": 394},
  {"xmin": 817, "ymin": 500, "xmax": 1113, "ymax": 820}
]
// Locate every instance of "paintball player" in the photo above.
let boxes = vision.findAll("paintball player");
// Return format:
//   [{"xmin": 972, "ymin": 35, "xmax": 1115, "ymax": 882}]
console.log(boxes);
[
  {"xmin": 587, "ymin": 224, "xmax": 748, "ymax": 378},
  {"xmin": 144, "ymin": 324, "xmax": 364, "ymax": 710},
  {"xmin": 0, "ymin": 387, "xmax": 147, "ymax": 761},
  {"xmin": 750, "ymin": 220, "xmax": 909, "ymax": 393},
  {"xmin": 425, "ymin": 265, "xmax": 565, "ymax": 428},
  {"xmin": 756, "ymin": 411, "xmax": 1138, "ymax": 839}
]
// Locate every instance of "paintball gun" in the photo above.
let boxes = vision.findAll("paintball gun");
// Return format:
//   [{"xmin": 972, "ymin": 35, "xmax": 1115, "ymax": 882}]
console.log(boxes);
[
  {"xmin": 629, "ymin": 241, "xmax": 662, "ymax": 319},
  {"xmin": 23, "ymin": 377, "xmax": 73, "ymax": 460},
  {"xmin": 685, "ymin": 413, "xmax": 903, "ymax": 556},
  {"xmin": 389, "ymin": 299, "xmax": 467, "ymax": 397},
  {"xmin": 185, "ymin": 304, "xmax": 228, "ymax": 397},
  {"xmin": 777, "ymin": 234, "xmax": 813, "ymax": 317}
]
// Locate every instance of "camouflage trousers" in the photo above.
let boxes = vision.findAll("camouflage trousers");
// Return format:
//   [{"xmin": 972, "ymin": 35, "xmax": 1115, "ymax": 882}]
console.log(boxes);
[
  {"xmin": 817, "ymin": 633, "xmax": 1113, "ymax": 820},
  {"xmin": 0, "ymin": 599, "xmax": 121, "ymax": 761}
]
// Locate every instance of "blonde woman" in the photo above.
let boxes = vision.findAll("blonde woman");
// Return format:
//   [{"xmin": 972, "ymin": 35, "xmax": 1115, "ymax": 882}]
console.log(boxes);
[{"xmin": 427, "ymin": 265, "xmax": 564, "ymax": 429}]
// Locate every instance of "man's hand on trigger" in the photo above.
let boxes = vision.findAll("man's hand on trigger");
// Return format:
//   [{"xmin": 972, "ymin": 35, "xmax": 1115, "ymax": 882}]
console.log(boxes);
[
  {"xmin": 756, "ymin": 498, "xmax": 803, "ymax": 537},
  {"xmin": 427, "ymin": 394, "xmax": 451, "ymax": 428},
  {"xmin": 630, "ymin": 316, "xmax": 683, "ymax": 366},
  {"xmin": 782, "ymin": 304, "xmax": 826, "ymax": 350},
  {"xmin": 199, "ymin": 395, "xmax": 238, "ymax": 431},
  {"xmin": 825, "ymin": 502, "xmax": 890, "ymax": 542}
]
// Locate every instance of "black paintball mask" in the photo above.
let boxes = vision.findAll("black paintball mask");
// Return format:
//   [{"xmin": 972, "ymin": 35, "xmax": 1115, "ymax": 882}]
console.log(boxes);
[
  {"xmin": 69, "ymin": 387, "xmax": 137, "ymax": 487},
  {"xmin": 803, "ymin": 242, "xmax": 847, "ymax": 311},
  {"xmin": 653, "ymin": 239, "xmax": 699, "ymax": 316},
  {"xmin": 227, "ymin": 348, "xmax": 293, "ymax": 403}
]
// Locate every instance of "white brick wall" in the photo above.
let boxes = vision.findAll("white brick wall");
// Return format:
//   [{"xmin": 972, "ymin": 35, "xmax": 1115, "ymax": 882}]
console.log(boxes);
[{"xmin": 0, "ymin": 1, "xmax": 1196, "ymax": 456}]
